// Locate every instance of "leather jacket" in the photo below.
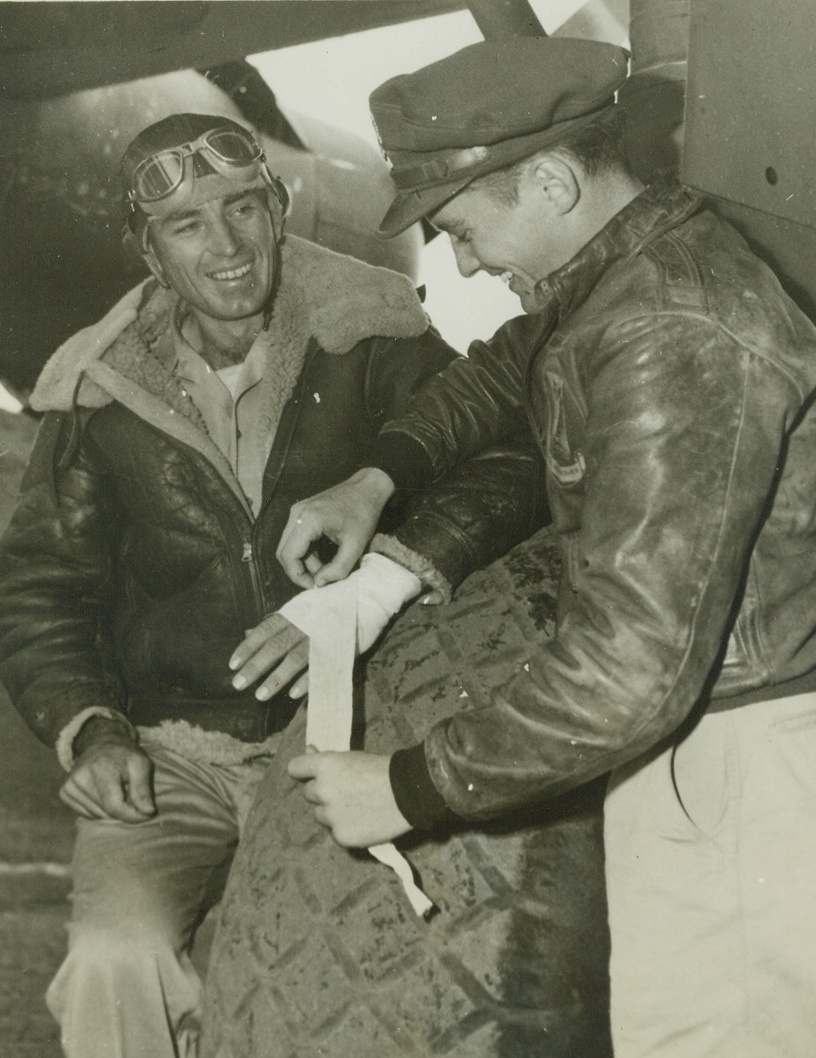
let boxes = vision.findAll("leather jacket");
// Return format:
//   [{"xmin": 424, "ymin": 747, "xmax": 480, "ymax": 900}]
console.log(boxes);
[
  {"xmin": 0, "ymin": 237, "xmax": 545, "ymax": 750},
  {"xmin": 377, "ymin": 183, "xmax": 816, "ymax": 826}
]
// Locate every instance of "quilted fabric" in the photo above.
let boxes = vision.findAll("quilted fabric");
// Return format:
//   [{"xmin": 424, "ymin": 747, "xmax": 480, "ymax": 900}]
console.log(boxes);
[{"xmin": 203, "ymin": 528, "xmax": 611, "ymax": 1058}]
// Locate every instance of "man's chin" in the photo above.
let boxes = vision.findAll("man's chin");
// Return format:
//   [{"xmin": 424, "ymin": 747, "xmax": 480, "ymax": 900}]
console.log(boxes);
[
  {"xmin": 204, "ymin": 292, "xmax": 271, "ymax": 322},
  {"xmin": 517, "ymin": 291, "xmax": 538, "ymax": 315}
]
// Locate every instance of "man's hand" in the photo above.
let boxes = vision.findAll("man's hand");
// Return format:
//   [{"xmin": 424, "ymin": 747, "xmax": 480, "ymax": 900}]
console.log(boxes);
[
  {"xmin": 230, "ymin": 613, "xmax": 309, "ymax": 700},
  {"xmin": 288, "ymin": 750, "xmax": 412, "ymax": 847},
  {"xmin": 276, "ymin": 468, "xmax": 395, "ymax": 589},
  {"xmin": 59, "ymin": 718, "xmax": 156, "ymax": 823}
]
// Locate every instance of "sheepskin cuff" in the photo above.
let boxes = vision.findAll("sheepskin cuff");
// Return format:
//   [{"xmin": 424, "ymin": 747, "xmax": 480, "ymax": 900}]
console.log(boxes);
[
  {"xmin": 56, "ymin": 707, "xmax": 139, "ymax": 773},
  {"xmin": 138, "ymin": 720, "xmax": 282, "ymax": 766},
  {"xmin": 370, "ymin": 534, "xmax": 453, "ymax": 603}
]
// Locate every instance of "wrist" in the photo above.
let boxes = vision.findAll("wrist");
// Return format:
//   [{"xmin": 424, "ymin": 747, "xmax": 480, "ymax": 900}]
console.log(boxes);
[
  {"xmin": 73, "ymin": 714, "xmax": 138, "ymax": 758},
  {"xmin": 349, "ymin": 466, "xmax": 395, "ymax": 505},
  {"xmin": 56, "ymin": 706, "xmax": 139, "ymax": 772}
]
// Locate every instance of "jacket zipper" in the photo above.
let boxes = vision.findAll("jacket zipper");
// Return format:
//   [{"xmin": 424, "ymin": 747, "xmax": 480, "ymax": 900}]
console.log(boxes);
[{"xmin": 238, "ymin": 524, "xmax": 268, "ymax": 626}]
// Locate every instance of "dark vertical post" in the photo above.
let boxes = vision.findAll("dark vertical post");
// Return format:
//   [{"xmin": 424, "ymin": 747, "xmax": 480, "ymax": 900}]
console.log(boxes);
[
  {"xmin": 465, "ymin": 0, "xmax": 548, "ymax": 38},
  {"xmin": 620, "ymin": 0, "xmax": 690, "ymax": 180}
]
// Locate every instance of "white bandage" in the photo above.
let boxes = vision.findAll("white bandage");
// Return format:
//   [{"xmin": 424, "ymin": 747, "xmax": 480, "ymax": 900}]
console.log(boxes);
[
  {"xmin": 278, "ymin": 557, "xmax": 433, "ymax": 918},
  {"xmin": 277, "ymin": 552, "xmax": 421, "ymax": 656}
]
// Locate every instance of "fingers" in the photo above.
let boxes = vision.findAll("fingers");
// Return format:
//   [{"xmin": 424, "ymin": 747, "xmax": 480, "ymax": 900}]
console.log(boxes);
[
  {"xmin": 229, "ymin": 616, "xmax": 308, "ymax": 698},
  {"xmin": 276, "ymin": 509, "xmax": 321, "ymax": 589},
  {"xmin": 289, "ymin": 673, "xmax": 309, "ymax": 699},
  {"xmin": 312, "ymin": 534, "xmax": 368, "ymax": 588},
  {"xmin": 125, "ymin": 754, "xmax": 156, "ymax": 817},
  {"xmin": 230, "ymin": 613, "xmax": 299, "ymax": 666},
  {"xmin": 59, "ymin": 779, "xmax": 109, "ymax": 820},
  {"xmin": 60, "ymin": 771, "xmax": 148, "ymax": 823},
  {"xmin": 253, "ymin": 640, "xmax": 309, "ymax": 700},
  {"xmin": 61, "ymin": 748, "xmax": 156, "ymax": 823},
  {"xmin": 304, "ymin": 553, "xmax": 323, "ymax": 576},
  {"xmin": 288, "ymin": 751, "xmax": 322, "ymax": 781}
]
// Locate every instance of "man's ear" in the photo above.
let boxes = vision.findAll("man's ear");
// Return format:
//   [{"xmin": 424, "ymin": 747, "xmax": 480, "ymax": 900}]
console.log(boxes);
[
  {"xmin": 531, "ymin": 154, "xmax": 580, "ymax": 215},
  {"xmin": 142, "ymin": 244, "xmax": 171, "ymax": 289}
]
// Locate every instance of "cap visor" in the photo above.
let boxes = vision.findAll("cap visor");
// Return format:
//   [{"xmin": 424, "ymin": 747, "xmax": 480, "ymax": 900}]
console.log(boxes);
[{"xmin": 378, "ymin": 177, "xmax": 472, "ymax": 238}]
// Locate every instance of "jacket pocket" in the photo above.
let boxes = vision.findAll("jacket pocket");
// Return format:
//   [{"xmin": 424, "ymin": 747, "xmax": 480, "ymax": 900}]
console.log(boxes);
[{"xmin": 543, "ymin": 371, "xmax": 585, "ymax": 488}]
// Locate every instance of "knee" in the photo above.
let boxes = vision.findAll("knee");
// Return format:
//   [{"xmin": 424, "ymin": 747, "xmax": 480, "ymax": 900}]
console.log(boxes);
[{"xmin": 67, "ymin": 917, "xmax": 180, "ymax": 968}]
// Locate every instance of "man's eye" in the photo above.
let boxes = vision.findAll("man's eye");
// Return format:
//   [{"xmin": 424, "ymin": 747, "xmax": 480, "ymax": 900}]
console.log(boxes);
[{"xmin": 171, "ymin": 221, "xmax": 200, "ymax": 236}]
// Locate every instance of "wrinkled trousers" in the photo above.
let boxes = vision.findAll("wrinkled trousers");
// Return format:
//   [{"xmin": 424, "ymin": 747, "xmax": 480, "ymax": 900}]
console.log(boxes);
[
  {"xmin": 605, "ymin": 691, "xmax": 816, "ymax": 1058},
  {"xmin": 46, "ymin": 742, "xmax": 270, "ymax": 1058}
]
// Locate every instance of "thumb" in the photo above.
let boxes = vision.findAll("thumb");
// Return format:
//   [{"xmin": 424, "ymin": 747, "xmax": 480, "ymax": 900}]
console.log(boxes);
[
  {"xmin": 127, "ymin": 757, "xmax": 156, "ymax": 816},
  {"xmin": 313, "ymin": 538, "xmax": 365, "ymax": 587}
]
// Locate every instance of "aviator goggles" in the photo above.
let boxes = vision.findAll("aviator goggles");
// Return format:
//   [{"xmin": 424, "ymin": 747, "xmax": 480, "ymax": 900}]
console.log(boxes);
[{"xmin": 126, "ymin": 126, "xmax": 266, "ymax": 215}]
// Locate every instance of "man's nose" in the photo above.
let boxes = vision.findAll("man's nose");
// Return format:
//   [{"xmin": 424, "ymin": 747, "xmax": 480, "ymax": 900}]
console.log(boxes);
[
  {"xmin": 207, "ymin": 217, "xmax": 241, "ymax": 256},
  {"xmin": 451, "ymin": 238, "xmax": 480, "ymax": 278}
]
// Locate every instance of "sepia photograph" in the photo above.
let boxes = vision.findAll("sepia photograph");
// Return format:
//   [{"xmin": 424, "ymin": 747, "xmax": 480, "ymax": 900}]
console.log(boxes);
[{"xmin": 1, "ymin": 2, "xmax": 814, "ymax": 1056}]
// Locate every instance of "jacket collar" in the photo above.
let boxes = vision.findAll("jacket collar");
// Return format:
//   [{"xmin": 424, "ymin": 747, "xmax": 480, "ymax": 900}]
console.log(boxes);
[
  {"xmin": 532, "ymin": 181, "xmax": 704, "ymax": 320},
  {"xmin": 31, "ymin": 235, "xmax": 429, "ymax": 413}
]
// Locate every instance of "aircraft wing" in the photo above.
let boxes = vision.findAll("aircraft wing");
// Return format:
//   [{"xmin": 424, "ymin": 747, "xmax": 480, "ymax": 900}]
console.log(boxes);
[{"xmin": 0, "ymin": 0, "xmax": 468, "ymax": 99}]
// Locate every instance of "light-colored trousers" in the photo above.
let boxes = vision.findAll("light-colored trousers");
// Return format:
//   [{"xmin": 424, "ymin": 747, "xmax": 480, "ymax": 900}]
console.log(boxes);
[
  {"xmin": 46, "ymin": 742, "xmax": 270, "ymax": 1058},
  {"xmin": 606, "ymin": 691, "xmax": 816, "ymax": 1058}
]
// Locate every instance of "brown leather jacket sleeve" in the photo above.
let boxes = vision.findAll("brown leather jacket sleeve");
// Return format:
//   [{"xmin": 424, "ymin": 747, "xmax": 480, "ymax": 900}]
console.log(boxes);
[
  {"xmin": 0, "ymin": 413, "xmax": 125, "ymax": 746},
  {"xmin": 364, "ymin": 325, "xmax": 549, "ymax": 600},
  {"xmin": 389, "ymin": 309, "xmax": 805, "ymax": 826}
]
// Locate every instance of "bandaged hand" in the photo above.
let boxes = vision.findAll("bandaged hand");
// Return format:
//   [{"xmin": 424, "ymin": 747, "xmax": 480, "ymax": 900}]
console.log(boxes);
[{"xmin": 229, "ymin": 553, "xmax": 421, "ymax": 700}]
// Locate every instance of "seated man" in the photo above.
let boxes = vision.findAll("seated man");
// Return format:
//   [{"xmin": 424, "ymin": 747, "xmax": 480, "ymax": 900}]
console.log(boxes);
[
  {"xmin": 281, "ymin": 38, "xmax": 816, "ymax": 1058},
  {"xmin": 0, "ymin": 113, "xmax": 544, "ymax": 1058}
]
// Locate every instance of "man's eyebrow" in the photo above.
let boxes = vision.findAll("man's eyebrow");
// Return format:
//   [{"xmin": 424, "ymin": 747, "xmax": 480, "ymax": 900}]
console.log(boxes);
[
  {"xmin": 162, "ymin": 206, "xmax": 203, "ymax": 224},
  {"xmin": 223, "ymin": 189, "xmax": 262, "ymax": 207},
  {"xmin": 162, "ymin": 189, "xmax": 261, "ymax": 224}
]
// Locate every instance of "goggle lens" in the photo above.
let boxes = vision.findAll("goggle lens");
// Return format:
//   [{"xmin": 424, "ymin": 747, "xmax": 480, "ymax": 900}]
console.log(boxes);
[
  {"xmin": 205, "ymin": 128, "xmax": 261, "ymax": 165},
  {"xmin": 135, "ymin": 152, "xmax": 186, "ymax": 200},
  {"xmin": 131, "ymin": 127, "xmax": 263, "ymax": 204}
]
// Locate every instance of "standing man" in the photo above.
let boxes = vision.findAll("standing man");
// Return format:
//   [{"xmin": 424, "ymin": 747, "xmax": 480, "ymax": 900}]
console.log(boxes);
[
  {"xmin": 281, "ymin": 38, "xmax": 816, "ymax": 1058},
  {"xmin": 0, "ymin": 113, "xmax": 543, "ymax": 1058}
]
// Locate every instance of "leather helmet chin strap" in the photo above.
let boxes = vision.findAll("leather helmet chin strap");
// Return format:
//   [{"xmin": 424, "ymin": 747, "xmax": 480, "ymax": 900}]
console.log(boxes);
[
  {"xmin": 260, "ymin": 165, "xmax": 289, "ymax": 331},
  {"xmin": 262, "ymin": 222, "xmax": 284, "ymax": 332}
]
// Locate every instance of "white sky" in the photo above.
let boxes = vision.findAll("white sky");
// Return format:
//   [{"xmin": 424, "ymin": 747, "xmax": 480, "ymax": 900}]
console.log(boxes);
[{"xmin": 250, "ymin": 1, "xmax": 626, "ymax": 351}]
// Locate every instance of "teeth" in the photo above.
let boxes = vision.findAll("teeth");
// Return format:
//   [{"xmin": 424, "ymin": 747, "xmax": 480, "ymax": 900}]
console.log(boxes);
[
  {"xmin": 500, "ymin": 271, "xmax": 513, "ymax": 285},
  {"xmin": 210, "ymin": 263, "xmax": 251, "ymax": 281}
]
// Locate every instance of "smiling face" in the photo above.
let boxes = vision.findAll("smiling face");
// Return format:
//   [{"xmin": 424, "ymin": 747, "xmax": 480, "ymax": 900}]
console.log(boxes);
[
  {"xmin": 144, "ymin": 187, "xmax": 281, "ymax": 323},
  {"xmin": 430, "ymin": 160, "xmax": 582, "ymax": 315}
]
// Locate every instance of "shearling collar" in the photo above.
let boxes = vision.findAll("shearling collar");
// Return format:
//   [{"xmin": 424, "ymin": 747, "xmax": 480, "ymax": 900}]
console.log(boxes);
[{"xmin": 30, "ymin": 235, "xmax": 429, "ymax": 413}]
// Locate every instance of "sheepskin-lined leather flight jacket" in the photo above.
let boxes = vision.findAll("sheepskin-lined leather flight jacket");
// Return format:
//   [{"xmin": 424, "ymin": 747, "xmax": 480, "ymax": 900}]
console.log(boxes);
[
  {"xmin": 0, "ymin": 236, "xmax": 545, "ymax": 748},
  {"xmin": 375, "ymin": 183, "xmax": 816, "ymax": 827}
]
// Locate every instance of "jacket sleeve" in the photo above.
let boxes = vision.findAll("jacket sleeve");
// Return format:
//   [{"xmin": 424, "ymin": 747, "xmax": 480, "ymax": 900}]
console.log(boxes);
[
  {"xmin": 0, "ymin": 412, "xmax": 128, "ymax": 750},
  {"xmin": 363, "ymin": 325, "xmax": 549, "ymax": 600},
  {"xmin": 391, "ymin": 312, "xmax": 805, "ymax": 827},
  {"xmin": 370, "ymin": 311, "xmax": 556, "ymax": 492}
]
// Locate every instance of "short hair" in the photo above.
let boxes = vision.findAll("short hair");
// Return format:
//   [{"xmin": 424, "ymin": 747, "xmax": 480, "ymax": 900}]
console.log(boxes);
[{"xmin": 473, "ymin": 106, "xmax": 628, "ymax": 205}]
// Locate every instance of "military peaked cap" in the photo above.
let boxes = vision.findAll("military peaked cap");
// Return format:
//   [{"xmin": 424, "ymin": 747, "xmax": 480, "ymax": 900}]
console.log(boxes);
[{"xmin": 370, "ymin": 37, "xmax": 629, "ymax": 236}]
